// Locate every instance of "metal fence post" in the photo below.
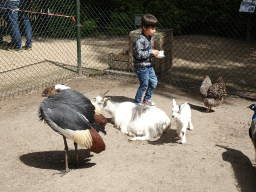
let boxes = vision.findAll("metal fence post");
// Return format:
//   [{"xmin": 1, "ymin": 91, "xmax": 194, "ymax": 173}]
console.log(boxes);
[{"xmin": 75, "ymin": 0, "xmax": 82, "ymax": 76}]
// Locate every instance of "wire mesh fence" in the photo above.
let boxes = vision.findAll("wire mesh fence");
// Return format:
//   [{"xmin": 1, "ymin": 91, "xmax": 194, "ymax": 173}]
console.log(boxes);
[
  {"xmin": 0, "ymin": 0, "xmax": 79, "ymax": 99},
  {"xmin": 0, "ymin": 1, "xmax": 256, "ymax": 100},
  {"xmin": 77, "ymin": 1, "xmax": 256, "ymax": 98}
]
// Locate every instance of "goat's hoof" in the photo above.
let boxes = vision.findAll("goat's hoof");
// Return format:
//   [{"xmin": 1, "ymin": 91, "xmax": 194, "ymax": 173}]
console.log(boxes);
[{"xmin": 128, "ymin": 138, "xmax": 135, "ymax": 141}]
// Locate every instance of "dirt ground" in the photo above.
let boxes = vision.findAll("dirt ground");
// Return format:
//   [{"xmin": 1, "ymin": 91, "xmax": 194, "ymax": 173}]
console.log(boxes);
[{"xmin": 0, "ymin": 75, "xmax": 256, "ymax": 192}]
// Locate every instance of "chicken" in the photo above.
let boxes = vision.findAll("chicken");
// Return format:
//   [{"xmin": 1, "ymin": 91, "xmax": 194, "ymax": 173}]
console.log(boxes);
[
  {"xmin": 200, "ymin": 75, "xmax": 227, "ymax": 112},
  {"xmin": 42, "ymin": 84, "xmax": 108, "ymax": 128},
  {"xmin": 39, "ymin": 88, "xmax": 106, "ymax": 173}
]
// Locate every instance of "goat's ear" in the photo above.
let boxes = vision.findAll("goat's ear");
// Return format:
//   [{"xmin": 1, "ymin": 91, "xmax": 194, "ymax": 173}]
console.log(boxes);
[
  {"xmin": 173, "ymin": 99, "xmax": 176, "ymax": 106},
  {"xmin": 103, "ymin": 97, "xmax": 109, "ymax": 107},
  {"xmin": 103, "ymin": 97, "xmax": 108, "ymax": 103},
  {"xmin": 104, "ymin": 97, "xmax": 111, "ymax": 102}
]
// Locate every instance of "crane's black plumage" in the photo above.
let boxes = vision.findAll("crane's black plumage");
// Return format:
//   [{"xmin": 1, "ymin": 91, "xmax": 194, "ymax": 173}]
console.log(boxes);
[
  {"xmin": 49, "ymin": 89, "xmax": 94, "ymax": 121},
  {"xmin": 39, "ymin": 101, "xmax": 92, "ymax": 132},
  {"xmin": 42, "ymin": 84, "xmax": 108, "ymax": 131},
  {"xmin": 42, "ymin": 89, "xmax": 106, "ymax": 134},
  {"xmin": 38, "ymin": 88, "xmax": 106, "ymax": 173}
]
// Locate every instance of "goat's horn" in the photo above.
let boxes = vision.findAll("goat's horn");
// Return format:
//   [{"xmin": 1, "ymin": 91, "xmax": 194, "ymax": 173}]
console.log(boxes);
[
  {"xmin": 101, "ymin": 90, "xmax": 109, "ymax": 97},
  {"xmin": 103, "ymin": 90, "xmax": 110, "ymax": 96}
]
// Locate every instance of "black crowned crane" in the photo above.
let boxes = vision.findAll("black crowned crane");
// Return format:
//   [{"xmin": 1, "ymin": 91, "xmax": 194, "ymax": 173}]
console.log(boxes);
[{"xmin": 38, "ymin": 87, "xmax": 106, "ymax": 173}]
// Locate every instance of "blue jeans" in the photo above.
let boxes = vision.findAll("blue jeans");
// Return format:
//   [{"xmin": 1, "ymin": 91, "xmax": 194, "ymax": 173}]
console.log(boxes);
[
  {"xmin": 20, "ymin": 0, "xmax": 32, "ymax": 47},
  {"xmin": 1, "ymin": 0, "xmax": 32, "ymax": 48},
  {"xmin": 2, "ymin": 0, "xmax": 21, "ymax": 49},
  {"xmin": 135, "ymin": 66, "xmax": 158, "ymax": 103}
]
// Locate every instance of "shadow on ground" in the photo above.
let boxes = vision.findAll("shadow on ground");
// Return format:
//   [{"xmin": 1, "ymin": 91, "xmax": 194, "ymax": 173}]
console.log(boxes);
[
  {"xmin": 188, "ymin": 103, "xmax": 212, "ymax": 112},
  {"xmin": 20, "ymin": 149, "xmax": 95, "ymax": 171},
  {"xmin": 217, "ymin": 145, "xmax": 256, "ymax": 192},
  {"xmin": 105, "ymin": 95, "xmax": 134, "ymax": 103},
  {"xmin": 148, "ymin": 129, "xmax": 179, "ymax": 145}
]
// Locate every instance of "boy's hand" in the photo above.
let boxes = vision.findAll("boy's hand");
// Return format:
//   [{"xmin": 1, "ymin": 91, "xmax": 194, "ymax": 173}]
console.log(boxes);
[{"xmin": 152, "ymin": 50, "xmax": 159, "ymax": 56}]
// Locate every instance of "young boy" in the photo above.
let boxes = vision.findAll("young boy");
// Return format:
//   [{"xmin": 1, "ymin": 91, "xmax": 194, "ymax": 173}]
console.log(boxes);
[{"xmin": 133, "ymin": 14, "xmax": 159, "ymax": 106}]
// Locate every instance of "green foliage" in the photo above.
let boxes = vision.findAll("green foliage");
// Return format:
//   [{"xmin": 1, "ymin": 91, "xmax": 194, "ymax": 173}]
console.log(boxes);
[
  {"xmin": 105, "ymin": 12, "xmax": 133, "ymax": 35},
  {"xmin": 29, "ymin": 0, "xmax": 76, "ymax": 38},
  {"xmin": 47, "ymin": 17, "xmax": 76, "ymax": 38},
  {"xmin": 27, "ymin": 0, "xmax": 255, "ymax": 39},
  {"xmin": 81, "ymin": 18, "xmax": 99, "ymax": 36},
  {"xmin": 108, "ymin": 0, "xmax": 251, "ymax": 38}
]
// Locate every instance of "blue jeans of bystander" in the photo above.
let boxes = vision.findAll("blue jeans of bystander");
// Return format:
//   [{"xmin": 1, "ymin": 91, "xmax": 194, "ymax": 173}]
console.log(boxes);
[
  {"xmin": 135, "ymin": 66, "xmax": 158, "ymax": 104},
  {"xmin": 2, "ymin": 0, "xmax": 21, "ymax": 49},
  {"xmin": 20, "ymin": 0, "xmax": 32, "ymax": 47}
]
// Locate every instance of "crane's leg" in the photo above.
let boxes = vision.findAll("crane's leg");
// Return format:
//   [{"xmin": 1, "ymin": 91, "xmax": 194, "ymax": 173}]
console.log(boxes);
[
  {"xmin": 74, "ymin": 142, "xmax": 79, "ymax": 166},
  {"xmin": 63, "ymin": 136, "xmax": 69, "ymax": 173}
]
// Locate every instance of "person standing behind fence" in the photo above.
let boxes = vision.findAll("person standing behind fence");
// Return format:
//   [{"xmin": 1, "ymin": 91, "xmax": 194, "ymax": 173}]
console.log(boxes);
[
  {"xmin": 19, "ymin": 0, "xmax": 32, "ymax": 50},
  {"xmin": 1, "ymin": 0, "xmax": 32, "ymax": 50},
  {"xmin": 133, "ymin": 14, "xmax": 159, "ymax": 106},
  {"xmin": 1, "ymin": 0, "xmax": 22, "ymax": 50}
]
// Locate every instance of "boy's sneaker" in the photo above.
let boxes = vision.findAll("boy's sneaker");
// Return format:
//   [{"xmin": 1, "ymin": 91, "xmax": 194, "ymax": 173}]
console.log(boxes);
[
  {"xmin": 136, "ymin": 102, "xmax": 144, "ymax": 106},
  {"xmin": 143, "ymin": 99, "xmax": 156, "ymax": 106}
]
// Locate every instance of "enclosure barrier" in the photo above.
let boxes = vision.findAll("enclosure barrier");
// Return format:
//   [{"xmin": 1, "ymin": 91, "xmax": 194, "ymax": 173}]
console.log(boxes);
[{"xmin": 0, "ymin": 1, "xmax": 255, "ymax": 100}]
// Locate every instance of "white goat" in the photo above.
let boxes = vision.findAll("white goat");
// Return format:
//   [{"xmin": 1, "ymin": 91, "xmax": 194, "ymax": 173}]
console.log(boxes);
[
  {"xmin": 172, "ymin": 99, "xmax": 193, "ymax": 143},
  {"xmin": 95, "ymin": 96, "xmax": 171, "ymax": 141}
]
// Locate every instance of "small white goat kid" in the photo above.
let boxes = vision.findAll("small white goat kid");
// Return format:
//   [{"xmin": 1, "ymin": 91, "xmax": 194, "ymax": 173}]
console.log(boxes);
[
  {"xmin": 172, "ymin": 99, "xmax": 193, "ymax": 143},
  {"xmin": 95, "ymin": 96, "xmax": 171, "ymax": 141}
]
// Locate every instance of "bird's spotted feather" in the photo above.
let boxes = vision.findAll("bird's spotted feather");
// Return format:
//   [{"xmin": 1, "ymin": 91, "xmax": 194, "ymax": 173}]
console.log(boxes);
[{"xmin": 200, "ymin": 75, "xmax": 226, "ymax": 110}]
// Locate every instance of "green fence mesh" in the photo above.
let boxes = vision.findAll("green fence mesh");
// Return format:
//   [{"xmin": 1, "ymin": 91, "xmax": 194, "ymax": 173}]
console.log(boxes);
[{"xmin": 0, "ymin": 1, "xmax": 255, "ymax": 99}]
